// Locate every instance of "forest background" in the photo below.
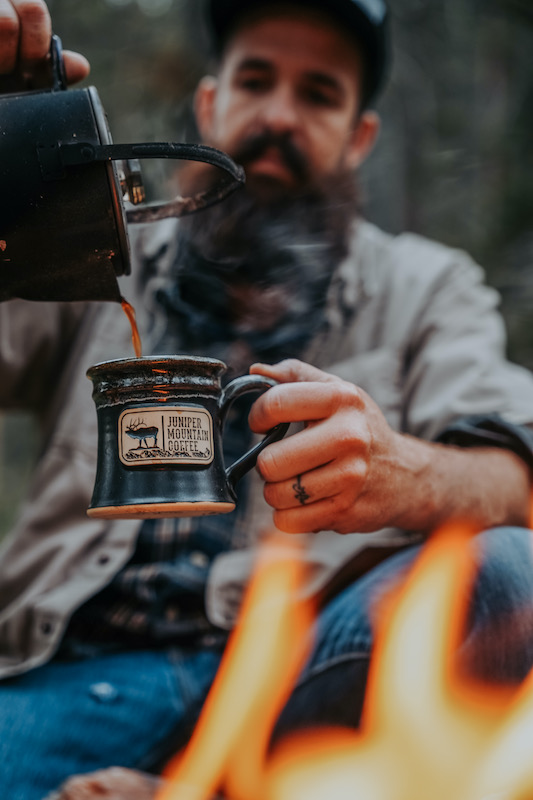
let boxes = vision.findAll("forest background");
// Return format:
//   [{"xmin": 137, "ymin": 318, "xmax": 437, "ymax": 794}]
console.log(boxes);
[{"xmin": 1, "ymin": 0, "xmax": 532, "ymax": 535}]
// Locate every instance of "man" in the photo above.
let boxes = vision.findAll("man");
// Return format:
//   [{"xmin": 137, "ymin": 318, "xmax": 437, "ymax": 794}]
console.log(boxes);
[{"xmin": 2, "ymin": 1, "xmax": 533, "ymax": 798}]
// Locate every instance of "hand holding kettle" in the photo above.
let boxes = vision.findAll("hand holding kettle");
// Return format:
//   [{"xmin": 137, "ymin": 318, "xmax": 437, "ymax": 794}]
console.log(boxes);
[
  {"xmin": 0, "ymin": 0, "xmax": 245, "ymax": 304},
  {"xmin": 0, "ymin": 0, "xmax": 89, "ymax": 91}
]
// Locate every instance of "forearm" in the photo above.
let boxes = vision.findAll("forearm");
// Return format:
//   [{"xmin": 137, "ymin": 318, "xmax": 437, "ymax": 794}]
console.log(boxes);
[{"xmin": 388, "ymin": 433, "xmax": 532, "ymax": 534}]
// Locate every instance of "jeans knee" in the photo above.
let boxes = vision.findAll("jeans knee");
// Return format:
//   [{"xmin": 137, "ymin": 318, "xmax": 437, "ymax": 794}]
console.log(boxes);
[
  {"xmin": 471, "ymin": 527, "xmax": 533, "ymax": 615},
  {"xmin": 272, "ymin": 656, "xmax": 370, "ymax": 742},
  {"xmin": 462, "ymin": 526, "xmax": 533, "ymax": 683}
]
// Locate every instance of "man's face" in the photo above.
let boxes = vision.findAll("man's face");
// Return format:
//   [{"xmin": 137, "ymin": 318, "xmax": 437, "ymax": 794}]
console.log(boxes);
[{"xmin": 195, "ymin": 8, "xmax": 379, "ymax": 198}]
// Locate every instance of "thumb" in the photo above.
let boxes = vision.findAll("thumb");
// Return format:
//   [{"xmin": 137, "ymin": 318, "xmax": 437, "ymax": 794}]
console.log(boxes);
[{"xmin": 250, "ymin": 359, "xmax": 338, "ymax": 385}]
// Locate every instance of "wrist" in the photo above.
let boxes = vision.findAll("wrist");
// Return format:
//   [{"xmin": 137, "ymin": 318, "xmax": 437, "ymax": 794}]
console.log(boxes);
[
  {"xmin": 386, "ymin": 433, "xmax": 444, "ymax": 533},
  {"xmin": 386, "ymin": 435, "xmax": 531, "ymax": 534}
]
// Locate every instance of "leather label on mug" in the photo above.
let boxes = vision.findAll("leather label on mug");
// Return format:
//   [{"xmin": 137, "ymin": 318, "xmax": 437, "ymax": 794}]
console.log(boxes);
[{"xmin": 118, "ymin": 405, "xmax": 214, "ymax": 466}]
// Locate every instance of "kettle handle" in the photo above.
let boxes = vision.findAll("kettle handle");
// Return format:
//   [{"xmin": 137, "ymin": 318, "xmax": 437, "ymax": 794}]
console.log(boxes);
[
  {"xmin": 56, "ymin": 140, "xmax": 246, "ymax": 220},
  {"xmin": 27, "ymin": 36, "xmax": 246, "ymax": 219},
  {"xmin": 50, "ymin": 34, "xmax": 68, "ymax": 91}
]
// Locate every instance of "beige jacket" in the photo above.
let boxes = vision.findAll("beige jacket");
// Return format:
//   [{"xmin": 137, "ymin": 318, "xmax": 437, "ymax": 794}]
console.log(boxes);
[{"xmin": 1, "ymin": 220, "xmax": 533, "ymax": 678}]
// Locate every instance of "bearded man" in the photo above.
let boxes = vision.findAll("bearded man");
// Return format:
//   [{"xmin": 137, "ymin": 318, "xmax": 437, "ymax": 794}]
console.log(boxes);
[{"xmin": 2, "ymin": 2, "xmax": 533, "ymax": 799}]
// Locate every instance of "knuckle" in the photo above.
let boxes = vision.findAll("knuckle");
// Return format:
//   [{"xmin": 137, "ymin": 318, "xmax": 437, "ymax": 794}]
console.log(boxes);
[
  {"xmin": 332, "ymin": 491, "xmax": 354, "ymax": 515},
  {"xmin": 262, "ymin": 481, "xmax": 278, "ymax": 508},
  {"xmin": 260, "ymin": 385, "xmax": 285, "ymax": 426},
  {"xmin": 278, "ymin": 358, "xmax": 301, "ymax": 372},
  {"xmin": 256, "ymin": 446, "xmax": 281, "ymax": 482},
  {"xmin": 0, "ymin": 15, "xmax": 19, "ymax": 44},
  {"xmin": 338, "ymin": 459, "xmax": 367, "ymax": 489},
  {"xmin": 324, "ymin": 382, "xmax": 364, "ymax": 419},
  {"xmin": 15, "ymin": 0, "xmax": 48, "ymax": 25},
  {"xmin": 338, "ymin": 423, "xmax": 359, "ymax": 449},
  {"xmin": 334, "ymin": 421, "xmax": 371, "ymax": 456},
  {"xmin": 337, "ymin": 381, "xmax": 364, "ymax": 408}
]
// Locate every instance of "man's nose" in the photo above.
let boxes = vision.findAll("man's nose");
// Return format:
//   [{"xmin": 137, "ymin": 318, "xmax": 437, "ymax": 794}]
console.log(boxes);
[{"xmin": 260, "ymin": 85, "xmax": 299, "ymax": 133}]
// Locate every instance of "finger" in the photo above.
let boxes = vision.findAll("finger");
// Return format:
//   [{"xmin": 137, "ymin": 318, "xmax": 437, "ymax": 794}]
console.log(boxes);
[
  {"xmin": 63, "ymin": 49, "xmax": 90, "ymax": 84},
  {"xmin": 249, "ymin": 380, "xmax": 364, "ymax": 433},
  {"xmin": 11, "ymin": 0, "xmax": 51, "ymax": 63},
  {"xmin": 264, "ymin": 458, "xmax": 367, "ymax": 511},
  {"xmin": 266, "ymin": 472, "xmax": 322, "ymax": 510},
  {"xmin": 257, "ymin": 415, "xmax": 370, "ymax": 483},
  {"xmin": 250, "ymin": 359, "xmax": 339, "ymax": 386},
  {"xmin": 0, "ymin": 0, "xmax": 20, "ymax": 73},
  {"xmin": 272, "ymin": 495, "xmax": 358, "ymax": 535}
]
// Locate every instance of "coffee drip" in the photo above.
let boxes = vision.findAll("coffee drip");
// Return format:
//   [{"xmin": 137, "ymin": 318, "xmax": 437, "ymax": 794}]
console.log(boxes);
[{"xmin": 120, "ymin": 299, "xmax": 143, "ymax": 359}]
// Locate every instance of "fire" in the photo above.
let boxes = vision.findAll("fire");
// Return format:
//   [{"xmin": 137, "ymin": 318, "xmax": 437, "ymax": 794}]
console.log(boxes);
[
  {"xmin": 158, "ymin": 535, "xmax": 315, "ymax": 800},
  {"xmin": 157, "ymin": 524, "xmax": 533, "ymax": 800}
]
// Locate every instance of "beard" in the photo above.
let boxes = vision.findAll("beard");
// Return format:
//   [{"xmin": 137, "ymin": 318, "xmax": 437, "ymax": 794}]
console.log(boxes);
[{"xmin": 150, "ymin": 133, "xmax": 361, "ymax": 373}]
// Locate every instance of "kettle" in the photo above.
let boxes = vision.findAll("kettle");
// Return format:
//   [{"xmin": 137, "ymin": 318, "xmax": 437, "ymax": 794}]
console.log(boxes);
[{"xmin": 0, "ymin": 36, "xmax": 245, "ymax": 303}]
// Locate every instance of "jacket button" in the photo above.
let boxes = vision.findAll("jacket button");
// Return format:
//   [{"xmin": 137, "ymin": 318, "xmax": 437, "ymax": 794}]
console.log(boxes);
[
  {"xmin": 89, "ymin": 682, "xmax": 118, "ymax": 702},
  {"xmin": 190, "ymin": 551, "xmax": 209, "ymax": 568},
  {"xmin": 40, "ymin": 621, "xmax": 53, "ymax": 635}
]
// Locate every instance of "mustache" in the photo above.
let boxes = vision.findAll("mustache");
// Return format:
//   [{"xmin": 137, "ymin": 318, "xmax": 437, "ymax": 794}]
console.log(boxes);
[{"xmin": 231, "ymin": 130, "xmax": 310, "ymax": 184}]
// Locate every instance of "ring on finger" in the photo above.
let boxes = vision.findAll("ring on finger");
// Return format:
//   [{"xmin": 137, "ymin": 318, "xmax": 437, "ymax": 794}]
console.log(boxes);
[{"xmin": 292, "ymin": 474, "xmax": 310, "ymax": 505}]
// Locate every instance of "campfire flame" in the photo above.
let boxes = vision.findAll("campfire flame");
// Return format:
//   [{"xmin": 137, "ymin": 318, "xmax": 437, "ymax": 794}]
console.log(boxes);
[
  {"xmin": 158, "ymin": 535, "xmax": 315, "ymax": 800},
  {"xmin": 158, "ymin": 523, "xmax": 533, "ymax": 800}
]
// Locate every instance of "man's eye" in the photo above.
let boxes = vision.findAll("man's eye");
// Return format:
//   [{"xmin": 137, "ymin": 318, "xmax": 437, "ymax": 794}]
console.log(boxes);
[
  {"xmin": 238, "ymin": 77, "xmax": 269, "ymax": 92},
  {"xmin": 304, "ymin": 88, "xmax": 338, "ymax": 107}
]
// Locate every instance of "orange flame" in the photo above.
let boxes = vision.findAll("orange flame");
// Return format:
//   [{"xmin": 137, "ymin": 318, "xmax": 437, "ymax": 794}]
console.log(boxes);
[
  {"xmin": 158, "ymin": 534, "xmax": 315, "ymax": 800},
  {"xmin": 157, "ymin": 522, "xmax": 533, "ymax": 800},
  {"xmin": 266, "ymin": 524, "xmax": 533, "ymax": 800}
]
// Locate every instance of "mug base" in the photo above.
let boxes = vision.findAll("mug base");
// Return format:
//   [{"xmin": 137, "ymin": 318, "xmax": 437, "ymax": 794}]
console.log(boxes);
[{"xmin": 87, "ymin": 501, "xmax": 236, "ymax": 519}]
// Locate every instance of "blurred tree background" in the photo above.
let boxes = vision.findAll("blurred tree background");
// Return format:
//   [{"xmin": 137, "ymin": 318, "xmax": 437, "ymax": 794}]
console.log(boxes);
[{"xmin": 1, "ymin": 0, "xmax": 532, "ymax": 536}]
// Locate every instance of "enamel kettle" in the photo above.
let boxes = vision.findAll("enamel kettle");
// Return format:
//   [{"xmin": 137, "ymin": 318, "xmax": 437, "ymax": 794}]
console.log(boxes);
[{"xmin": 0, "ymin": 36, "xmax": 244, "ymax": 303}]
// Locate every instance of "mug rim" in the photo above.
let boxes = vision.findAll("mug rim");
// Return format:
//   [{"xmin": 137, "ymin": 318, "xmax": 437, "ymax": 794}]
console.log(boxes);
[{"xmin": 87, "ymin": 354, "xmax": 227, "ymax": 379}]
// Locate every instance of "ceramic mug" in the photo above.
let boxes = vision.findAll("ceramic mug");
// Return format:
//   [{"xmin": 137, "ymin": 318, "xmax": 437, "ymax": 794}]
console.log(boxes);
[{"xmin": 86, "ymin": 355, "xmax": 289, "ymax": 519}]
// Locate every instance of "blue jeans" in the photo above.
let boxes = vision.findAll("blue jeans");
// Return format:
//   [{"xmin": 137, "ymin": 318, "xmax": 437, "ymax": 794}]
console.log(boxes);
[{"xmin": 2, "ymin": 527, "xmax": 533, "ymax": 800}]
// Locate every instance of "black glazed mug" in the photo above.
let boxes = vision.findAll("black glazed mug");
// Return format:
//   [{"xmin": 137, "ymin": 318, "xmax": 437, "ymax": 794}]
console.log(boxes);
[{"xmin": 86, "ymin": 356, "xmax": 289, "ymax": 519}]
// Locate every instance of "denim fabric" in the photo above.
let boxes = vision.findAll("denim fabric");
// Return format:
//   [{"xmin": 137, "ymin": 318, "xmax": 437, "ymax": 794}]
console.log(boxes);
[
  {"xmin": 276, "ymin": 527, "xmax": 533, "ymax": 736},
  {"xmin": 273, "ymin": 542, "xmax": 420, "ymax": 739},
  {"xmin": 3, "ymin": 527, "xmax": 533, "ymax": 799},
  {"xmin": 0, "ymin": 647, "xmax": 224, "ymax": 800}
]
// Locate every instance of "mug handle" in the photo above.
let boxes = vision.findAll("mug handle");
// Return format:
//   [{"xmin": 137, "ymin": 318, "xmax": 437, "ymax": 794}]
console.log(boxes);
[{"xmin": 218, "ymin": 376, "xmax": 290, "ymax": 493}]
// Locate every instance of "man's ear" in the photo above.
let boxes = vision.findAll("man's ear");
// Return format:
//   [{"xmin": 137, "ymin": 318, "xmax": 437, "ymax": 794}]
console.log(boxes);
[
  {"xmin": 194, "ymin": 75, "xmax": 218, "ymax": 142},
  {"xmin": 346, "ymin": 110, "xmax": 380, "ymax": 170}
]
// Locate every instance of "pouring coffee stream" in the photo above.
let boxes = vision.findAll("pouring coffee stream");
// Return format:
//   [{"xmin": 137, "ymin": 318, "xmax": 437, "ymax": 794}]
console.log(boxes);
[
  {"xmin": 121, "ymin": 299, "xmax": 143, "ymax": 358},
  {"xmin": 0, "ymin": 35, "xmax": 245, "ymax": 305}
]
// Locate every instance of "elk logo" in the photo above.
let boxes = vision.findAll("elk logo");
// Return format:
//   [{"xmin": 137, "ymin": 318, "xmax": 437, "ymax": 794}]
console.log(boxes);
[
  {"xmin": 125, "ymin": 418, "xmax": 159, "ymax": 449},
  {"xmin": 119, "ymin": 406, "xmax": 215, "ymax": 467}
]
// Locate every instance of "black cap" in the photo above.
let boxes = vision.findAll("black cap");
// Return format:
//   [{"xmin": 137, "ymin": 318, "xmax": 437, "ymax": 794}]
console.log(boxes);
[{"xmin": 206, "ymin": 0, "xmax": 390, "ymax": 108}]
